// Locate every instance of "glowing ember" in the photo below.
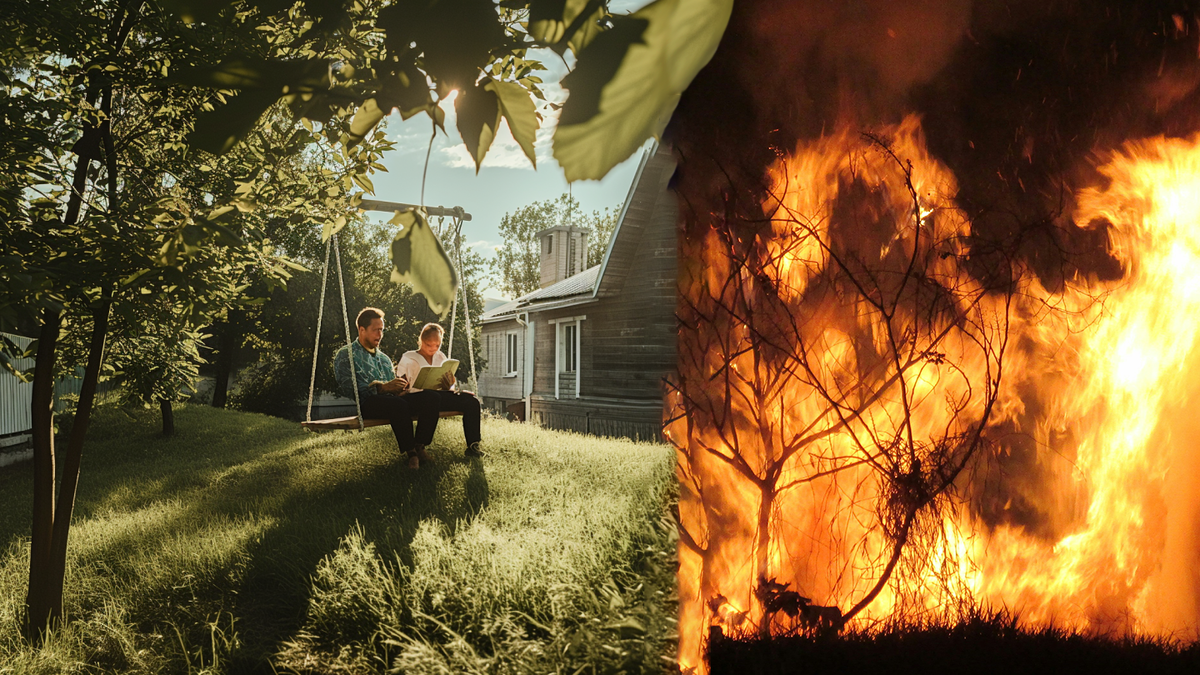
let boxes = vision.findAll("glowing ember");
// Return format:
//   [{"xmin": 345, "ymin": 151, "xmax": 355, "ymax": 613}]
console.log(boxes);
[{"xmin": 668, "ymin": 117, "xmax": 1200, "ymax": 673}]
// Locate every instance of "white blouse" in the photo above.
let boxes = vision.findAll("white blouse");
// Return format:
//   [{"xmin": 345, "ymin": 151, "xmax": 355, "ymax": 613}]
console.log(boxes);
[{"xmin": 395, "ymin": 349, "xmax": 448, "ymax": 392}]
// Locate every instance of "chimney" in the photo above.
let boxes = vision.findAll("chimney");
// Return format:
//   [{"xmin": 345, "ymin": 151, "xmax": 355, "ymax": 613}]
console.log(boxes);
[{"xmin": 537, "ymin": 225, "xmax": 589, "ymax": 288}]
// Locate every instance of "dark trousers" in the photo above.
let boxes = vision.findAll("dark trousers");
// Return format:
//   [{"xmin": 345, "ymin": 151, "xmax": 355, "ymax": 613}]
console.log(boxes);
[
  {"xmin": 407, "ymin": 390, "xmax": 482, "ymax": 447},
  {"xmin": 359, "ymin": 393, "xmax": 416, "ymax": 456}
]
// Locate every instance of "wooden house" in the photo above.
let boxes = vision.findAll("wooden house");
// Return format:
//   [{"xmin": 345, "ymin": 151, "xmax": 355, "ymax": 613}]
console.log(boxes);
[{"xmin": 477, "ymin": 144, "xmax": 678, "ymax": 441}]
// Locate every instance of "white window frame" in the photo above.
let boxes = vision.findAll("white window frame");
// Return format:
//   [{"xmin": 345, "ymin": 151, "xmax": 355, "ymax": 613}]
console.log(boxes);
[
  {"xmin": 549, "ymin": 315, "xmax": 585, "ymax": 399},
  {"xmin": 505, "ymin": 331, "xmax": 519, "ymax": 377}
]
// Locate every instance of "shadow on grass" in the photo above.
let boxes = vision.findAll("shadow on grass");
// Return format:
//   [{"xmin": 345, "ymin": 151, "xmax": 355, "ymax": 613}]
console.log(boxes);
[
  {"xmin": 228, "ymin": 449, "xmax": 492, "ymax": 671},
  {"xmin": 0, "ymin": 404, "xmax": 491, "ymax": 673}
]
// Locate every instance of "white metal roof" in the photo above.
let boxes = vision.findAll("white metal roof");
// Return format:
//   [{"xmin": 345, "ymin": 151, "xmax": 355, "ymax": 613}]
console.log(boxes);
[{"xmin": 480, "ymin": 265, "xmax": 600, "ymax": 323}]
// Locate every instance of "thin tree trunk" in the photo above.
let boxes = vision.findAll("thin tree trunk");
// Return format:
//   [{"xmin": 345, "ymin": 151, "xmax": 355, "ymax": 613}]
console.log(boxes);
[
  {"xmin": 24, "ymin": 0, "xmax": 142, "ymax": 640},
  {"xmin": 24, "ymin": 308, "xmax": 61, "ymax": 638},
  {"xmin": 42, "ymin": 292, "xmax": 112, "ymax": 627},
  {"xmin": 754, "ymin": 479, "xmax": 774, "ymax": 637},
  {"xmin": 160, "ymin": 398, "xmax": 174, "ymax": 437}
]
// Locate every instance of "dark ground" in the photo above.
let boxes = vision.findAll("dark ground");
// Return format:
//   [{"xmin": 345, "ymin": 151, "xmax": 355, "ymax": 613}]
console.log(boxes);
[{"xmin": 707, "ymin": 616, "xmax": 1200, "ymax": 675}]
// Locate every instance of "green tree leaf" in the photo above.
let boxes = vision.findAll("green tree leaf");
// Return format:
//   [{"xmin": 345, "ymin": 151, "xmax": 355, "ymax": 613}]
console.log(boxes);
[
  {"xmin": 348, "ymin": 99, "xmax": 386, "ymax": 146},
  {"xmin": 379, "ymin": 0, "xmax": 506, "ymax": 91},
  {"xmin": 188, "ymin": 88, "xmax": 282, "ymax": 155},
  {"xmin": 158, "ymin": 0, "xmax": 237, "ymax": 24},
  {"xmin": 172, "ymin": 57, "xmax": 330, "ymax": 92},
  {"xmin": 389, "ymin": 209, "xmax": 458, "ymax": 315},
  {"xmin": 567, "ymin": 2, "xmax": 607, "ymax": 54},
  {"xmin": 528, "ymin": 0, "xmax": 582, "ymax": 43},
  {"xmin": 455, "ymin": 81, "xmax": 501, "ymax": 172},
  {"xmin": 553, "ymin": 0, "xmax": 733, "ymax": 182},
  {"xmin": 160, "ymin": 0, "xmax": 292, "ymax": 25},
  {"xmin": 178, "ymin": 58, "xmax": 332, "ymax": 154},
  {"xmin": 487, "ymin": 79, "xmax": 539, "ymax": 168},
  {"xmin": 376, "ymin": 61, "xmax": 435, "ymax": 120},
  {"xmin": 528, "ymin": 0, "xmax": 606, "ymax": 54}
]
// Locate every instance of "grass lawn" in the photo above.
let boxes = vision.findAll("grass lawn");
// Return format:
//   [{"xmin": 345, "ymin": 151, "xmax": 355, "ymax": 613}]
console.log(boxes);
[{"xmin": 0, "ymin": 404, "xmax": 678, "ymax": 674}]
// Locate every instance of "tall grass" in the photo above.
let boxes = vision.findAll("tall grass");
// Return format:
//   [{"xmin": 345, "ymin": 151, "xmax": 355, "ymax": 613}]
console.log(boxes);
[{"xmin": 0, "ymin": 404, "xmax": 677, "ymax": 674}]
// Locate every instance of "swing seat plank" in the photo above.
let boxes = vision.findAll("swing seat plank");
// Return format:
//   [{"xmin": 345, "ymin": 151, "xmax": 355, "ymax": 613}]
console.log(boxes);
[{"xmin": 302, "ymin": 411, "xmax": 461, "ymax": 433}]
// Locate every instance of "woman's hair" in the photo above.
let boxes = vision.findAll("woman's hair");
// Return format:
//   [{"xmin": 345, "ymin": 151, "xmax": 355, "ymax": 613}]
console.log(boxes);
[{"xmin": 420, "ymin": 322, "xmax": 445, "ymax": 342}]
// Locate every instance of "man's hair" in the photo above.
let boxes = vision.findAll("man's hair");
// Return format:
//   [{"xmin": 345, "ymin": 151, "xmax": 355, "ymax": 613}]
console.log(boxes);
[
  {"xmin": 420, "ymin": 323, "xmax": 444, "ymax": 342},
  {"xmin": 357, "ymin": 307, "xmax": 385, "ymax": 329}
]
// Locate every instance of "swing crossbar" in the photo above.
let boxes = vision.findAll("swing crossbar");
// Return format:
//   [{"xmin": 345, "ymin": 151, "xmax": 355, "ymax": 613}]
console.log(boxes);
[
  {"xmin": 301, "ymin": 410, "xmax": 462, "ymax": 433},
  {"xmin": 358, "ymin": 200, "xmax": 471, "ymax": 221}
]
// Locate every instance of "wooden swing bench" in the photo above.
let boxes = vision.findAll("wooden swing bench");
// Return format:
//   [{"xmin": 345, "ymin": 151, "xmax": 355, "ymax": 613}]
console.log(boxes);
[
  {"xmin": 303, "ymin": 207, "xmax": 478, "ymax": 436},
  {"xmin": 301, "ymin": 410, "xmax": 461, "ymax": 433}
]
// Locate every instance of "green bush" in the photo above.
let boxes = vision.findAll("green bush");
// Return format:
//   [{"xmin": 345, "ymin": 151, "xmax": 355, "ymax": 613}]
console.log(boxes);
[{"xmin": 228, "ymin": 352, "xmax": 311, "ymax": 418}]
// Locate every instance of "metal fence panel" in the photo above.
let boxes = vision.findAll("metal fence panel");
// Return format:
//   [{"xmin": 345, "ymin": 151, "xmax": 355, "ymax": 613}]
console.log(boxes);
[{"xmin": 0, "ymin": 332, "xmax": 34, "ymax": 438}]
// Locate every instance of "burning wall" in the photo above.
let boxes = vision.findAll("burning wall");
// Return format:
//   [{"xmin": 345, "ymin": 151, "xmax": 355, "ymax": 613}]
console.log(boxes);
[{"xmin": 666, "ymin": 1, "xmax": 1200, "ymax": 672}]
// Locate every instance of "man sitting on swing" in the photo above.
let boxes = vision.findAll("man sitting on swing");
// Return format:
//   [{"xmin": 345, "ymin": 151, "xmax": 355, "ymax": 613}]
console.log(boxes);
[
  {"xmin": 334, "ymin": 307, "xmax": 426, "ymax": 469},
  {"xmin": 397, "ymin": 323, "xmax": 484, "ymax": 460}
]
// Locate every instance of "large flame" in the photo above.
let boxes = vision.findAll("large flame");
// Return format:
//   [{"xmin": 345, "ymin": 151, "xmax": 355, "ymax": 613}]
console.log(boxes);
[{"xmin": 670, "ymin": 115, "xmax": 1200, "ymax": 673}]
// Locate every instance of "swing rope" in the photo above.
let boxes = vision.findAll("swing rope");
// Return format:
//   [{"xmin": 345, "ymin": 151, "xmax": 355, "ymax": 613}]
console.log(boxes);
[
  {"xmin": 444, "ymin": 214, "xmax": 478, "ymax": 393},
  {"xmin": 333, "ymin": 233, "xmax": 365, "ymax": 431},
  {"xmin": 304, "ymin": 233, "xmax": 365, "ymax": 431},
  {"xmin": 305, "ymin": 237, "xmax": 333, "ymax": 423}
]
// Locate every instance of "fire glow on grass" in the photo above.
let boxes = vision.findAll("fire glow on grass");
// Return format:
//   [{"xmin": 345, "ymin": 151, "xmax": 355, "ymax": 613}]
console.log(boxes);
[{"xmin": 668, "ymin": 116, "xmax": 1200, "ymax": 673}]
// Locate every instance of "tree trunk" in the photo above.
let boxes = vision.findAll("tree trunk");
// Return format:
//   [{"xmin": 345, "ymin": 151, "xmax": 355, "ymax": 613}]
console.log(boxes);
[
  {"xmin": 160, "ymin": 398, "xmax": 174, "ymax": 437},
  {"xmin": 24, "ymin": 308, "xmax": 61, "ymax": 639},
  {"xmin": 42, "ymin": 293, "xmax": 112, "ymax": 629},
  {"xmin": 211, "ymin": 321, "xmax": 234, "ymax": 408},
  {"xmin": 754, "ymin": 480, "xmax": 774, "ymax": 638},
  {"xmin": 23, "ymin": 0, "xmax": 142, "ymax": 641}
]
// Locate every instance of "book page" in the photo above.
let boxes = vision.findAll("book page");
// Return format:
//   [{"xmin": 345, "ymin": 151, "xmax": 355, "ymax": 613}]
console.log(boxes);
[{"xmin": 412, "ymin": 359, "xmax": 459, "ymax": 390}]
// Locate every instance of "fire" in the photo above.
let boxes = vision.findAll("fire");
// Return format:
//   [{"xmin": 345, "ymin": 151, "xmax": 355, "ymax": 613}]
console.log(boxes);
[{"xmin": 670, "ymin": 116, "xmax": 1200, "ymax": 672}]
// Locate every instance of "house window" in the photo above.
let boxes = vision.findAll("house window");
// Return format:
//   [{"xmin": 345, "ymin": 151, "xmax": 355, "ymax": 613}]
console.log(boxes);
[
  {"xmin": 568, "ymin": 235, "xmax": 577, "ymax": 276},
  {"xmin": 505, "ymin": 332, "xmax": 519, "ymax": 376},
  {"xmin": 562, "ymin": 323, "xmax": 577, "ymax": 373},
  {"xmin": 544, "ymin": 234, "xmax": 553, "ymax": 255}
]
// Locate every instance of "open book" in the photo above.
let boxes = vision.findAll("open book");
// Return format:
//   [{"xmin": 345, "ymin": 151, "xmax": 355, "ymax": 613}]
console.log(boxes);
[{"xmin": 411, "ymin": 359, "xmax": 460, "ymax": 390}]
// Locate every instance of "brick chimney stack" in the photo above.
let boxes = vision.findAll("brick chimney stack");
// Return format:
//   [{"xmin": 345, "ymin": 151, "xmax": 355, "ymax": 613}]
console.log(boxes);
[{"xmin": 536, "ymin": 225, "xmax": 589, "ymax": 288}]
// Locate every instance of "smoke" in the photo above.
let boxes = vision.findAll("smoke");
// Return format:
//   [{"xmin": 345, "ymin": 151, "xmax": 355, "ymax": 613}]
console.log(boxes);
[
  {"xmin": 672, "ymin": 0, "xmax": 1200, "ymax": 286},
  {"xmin": 746, "ymin": 0, "xmax": 972, "ymax": 119}
]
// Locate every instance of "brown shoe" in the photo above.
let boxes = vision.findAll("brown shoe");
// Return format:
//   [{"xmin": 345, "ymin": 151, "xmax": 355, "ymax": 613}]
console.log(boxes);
[
  {"xmin": 465, "ymin": 442, "xmax": 485, "ymax": 458},
  {"xmin": 414, "ymin": 445, "xmax": 432, "ymax": 462},
  {"xmin": 406, "ymin": 454, "xmax": 420, "ymax": 469}
]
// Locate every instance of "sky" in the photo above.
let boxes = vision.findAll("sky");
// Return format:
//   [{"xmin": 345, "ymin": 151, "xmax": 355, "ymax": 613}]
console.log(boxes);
[{"xmin": 366, "ymin": 37, "xmax": 653, "ymax": 301}]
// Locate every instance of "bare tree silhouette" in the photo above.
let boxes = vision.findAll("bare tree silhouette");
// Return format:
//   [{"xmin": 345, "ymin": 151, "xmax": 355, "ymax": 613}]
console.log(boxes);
[{"xmin": 668, "ymin": 122, "xmax": 1036, "ymax": 650}]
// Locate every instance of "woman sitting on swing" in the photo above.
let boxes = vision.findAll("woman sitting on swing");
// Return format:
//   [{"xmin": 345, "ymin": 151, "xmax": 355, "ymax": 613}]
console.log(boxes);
[{"xmin": 397, "ymin": 323, "xmax": 484, "ymax": 462}]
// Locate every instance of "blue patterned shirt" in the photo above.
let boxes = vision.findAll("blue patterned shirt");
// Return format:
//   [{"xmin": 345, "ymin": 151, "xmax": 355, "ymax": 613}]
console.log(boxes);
[{"xmin": 333, "ymin": 340, "xmax": 395, "ymax": 399}]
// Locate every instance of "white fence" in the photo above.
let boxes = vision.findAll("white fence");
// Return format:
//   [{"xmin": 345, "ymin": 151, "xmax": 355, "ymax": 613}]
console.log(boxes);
[
  {"xmin": 0, "ymin": 332, "xmax": 34, "ymax": 446},
  {"xmin": 1, "ymin": 332, "xmax": 93, "ymax": 455}
]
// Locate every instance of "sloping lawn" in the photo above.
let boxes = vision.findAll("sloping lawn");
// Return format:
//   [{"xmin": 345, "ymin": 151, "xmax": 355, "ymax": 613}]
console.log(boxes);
[{"xmin": 0, "ymin": 404, "xmax": 678, "ymax": 674}]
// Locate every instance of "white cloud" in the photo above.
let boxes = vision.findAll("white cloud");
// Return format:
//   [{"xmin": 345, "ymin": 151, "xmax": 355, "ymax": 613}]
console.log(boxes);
[{"xmin": 441, "ymin": 117, "xmax": 545, "ymax": 170}]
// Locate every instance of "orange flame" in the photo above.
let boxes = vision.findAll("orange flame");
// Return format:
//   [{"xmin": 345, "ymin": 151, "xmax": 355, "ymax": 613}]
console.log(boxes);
[{"xmin": 671, "ymin": 116, "xmax": 1200, "ymax": 673}]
